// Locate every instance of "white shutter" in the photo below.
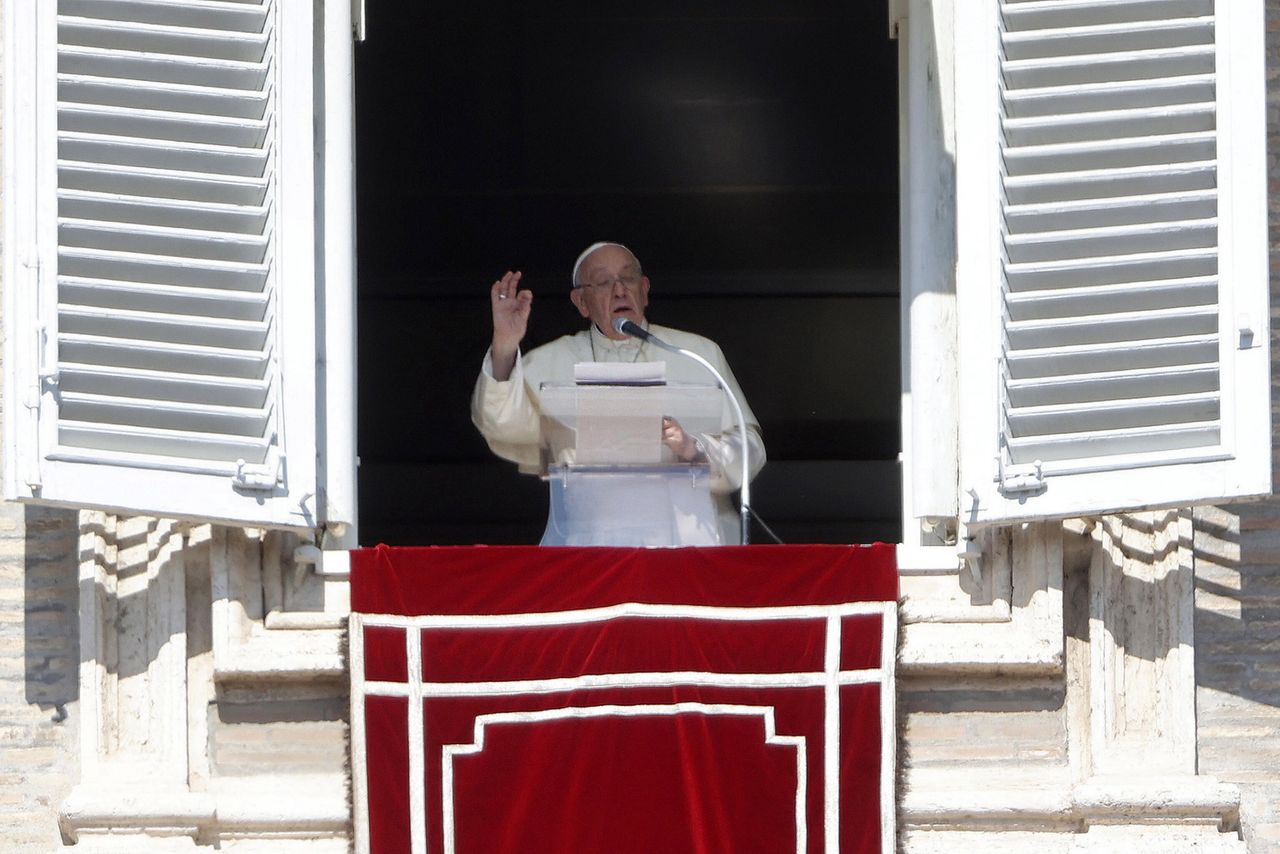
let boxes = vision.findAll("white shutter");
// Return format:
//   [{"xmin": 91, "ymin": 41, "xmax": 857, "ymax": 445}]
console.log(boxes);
[
  {"xmin": 3, "ymin": 0, "xmax": 341, "ymax": 529},
  {"xmin": 956, "ymin": 0, "xmax": 1270, "ymax": 524}
]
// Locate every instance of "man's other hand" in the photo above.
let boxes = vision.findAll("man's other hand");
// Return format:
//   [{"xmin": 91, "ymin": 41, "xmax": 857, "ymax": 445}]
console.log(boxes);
[{"xmin": 662, "ymin": 416, "xmax": 699, "ymax": 462}]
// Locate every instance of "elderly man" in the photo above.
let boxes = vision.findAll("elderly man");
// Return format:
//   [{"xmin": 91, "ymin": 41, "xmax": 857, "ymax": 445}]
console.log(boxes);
[{"xmin": 471, "ymin": 242, "xmax": 766, "ymax": 543}]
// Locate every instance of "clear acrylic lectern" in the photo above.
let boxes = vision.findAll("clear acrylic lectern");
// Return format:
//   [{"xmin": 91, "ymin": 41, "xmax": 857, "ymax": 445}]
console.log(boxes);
[{"xmin": 538, "ymin": 383, "xmax": 723, "ymax": 547}]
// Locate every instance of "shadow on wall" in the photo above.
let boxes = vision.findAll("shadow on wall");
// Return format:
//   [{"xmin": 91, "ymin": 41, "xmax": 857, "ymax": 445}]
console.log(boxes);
[
  {"xmin": 1191, "ymin": 0, "xmax": 1280, "ymax": 712},
  {"xmin": 1061, "ymin": 509, "xmax": 1273, "ymax": 686},
  {"xmin": 23, "ymin": 505, "xmax": 80, "ymax": 717},
  {"xmin": 1092, "ymin": 511, "xmax": 1189, "ymax": 665},
  {"xmin": 1193, "ymin": 503, "xmax": 1280, "ymax": 709}
]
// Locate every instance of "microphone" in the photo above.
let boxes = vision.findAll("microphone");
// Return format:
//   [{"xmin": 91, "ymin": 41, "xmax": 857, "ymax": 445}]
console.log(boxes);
[
  {"xmin": 610, "ymin": 316, "xmax": 754, "ymax": 545},
  {"xmin": 612, "ymin": 317, "xmax": 652, "ymax": 342}
]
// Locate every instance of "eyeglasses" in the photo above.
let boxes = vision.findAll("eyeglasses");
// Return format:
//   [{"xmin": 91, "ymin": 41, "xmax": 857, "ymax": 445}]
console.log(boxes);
[{"xmin": 576, "ymin": 272, "xmax": 643, "ymax": 292}]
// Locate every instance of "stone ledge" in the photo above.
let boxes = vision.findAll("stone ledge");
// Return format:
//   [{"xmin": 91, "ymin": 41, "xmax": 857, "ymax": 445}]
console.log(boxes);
[
  {"xmin": 213, "ymin": 629, "xmax": 345, "ymax": 683},
  {"xmin": 906, "ymin": 825, "xmax": 1246, "ymax": 854},
  {"xmin": 903, "ymin": 772, "xmax": 1077, "ymax": 831},
  {"xmin": 210, "ymin": 776, "xmax": 348, "ymax": 836},
  {"xmin": 902, "ymin": 769, "xmax": 1242, "ymax": 835},
  {"xmin": 60, "ymin": 788, "xmax": 215, "ymax": 842},
  {"xmin": 901, "ymin": 622, "xmax": 1064, "ymax": 675},
  {"xmin": 1073, "ymin": 777, "xmax": 1241, "ymax": 828},
  {"xmin": 60, "ymin": 774, "xmax": 348, "ymax": 847}
]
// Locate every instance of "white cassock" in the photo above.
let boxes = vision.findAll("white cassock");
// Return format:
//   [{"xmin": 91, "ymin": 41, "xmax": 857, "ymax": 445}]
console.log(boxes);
[{"xmin": 471, "ymin": 321, "xmax": 766, "ymax": 545}]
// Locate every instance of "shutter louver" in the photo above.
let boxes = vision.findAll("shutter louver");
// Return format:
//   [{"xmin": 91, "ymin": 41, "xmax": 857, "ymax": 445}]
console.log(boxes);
[
  {"xmin": 54, "ymin": 0, "xmax": 278, "ymax": 475},
  {"xmin": 955, "ymin": 0, "xmax": 1269, "ymax": 523},
  {"xmin": 998, "ymin": 0, "xmax": 1222, "ymax": 473},
  {"xmin": 4, "ymin": 0, "xmax": 332, "ymax": 528}
]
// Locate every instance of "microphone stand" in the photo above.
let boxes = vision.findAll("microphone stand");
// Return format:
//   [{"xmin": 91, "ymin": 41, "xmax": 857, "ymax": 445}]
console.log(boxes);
[{"xmin": 613, "ymin": 319, "xmax": 752, "ymax": 545}]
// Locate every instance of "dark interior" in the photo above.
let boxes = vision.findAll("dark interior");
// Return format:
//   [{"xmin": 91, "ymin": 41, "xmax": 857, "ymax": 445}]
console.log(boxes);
[{"xmin": 354, "ymin": 2, "xmax": 901, "ymax": 545}]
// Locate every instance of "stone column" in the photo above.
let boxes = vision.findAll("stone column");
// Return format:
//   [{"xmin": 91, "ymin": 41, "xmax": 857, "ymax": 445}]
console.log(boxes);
[
  {"xmin": 59, "ymin": 513, "xmax": 213, "ymax": 852},
  {"xmin": 1066, "ymin": 511, "xmax": 1243, "ymax": 852}
]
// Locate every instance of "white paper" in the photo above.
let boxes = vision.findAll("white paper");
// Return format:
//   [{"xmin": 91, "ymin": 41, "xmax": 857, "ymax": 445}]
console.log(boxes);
[{"xmin": 573, "ymin": 361, "xmax": 666, "ymax": 386}]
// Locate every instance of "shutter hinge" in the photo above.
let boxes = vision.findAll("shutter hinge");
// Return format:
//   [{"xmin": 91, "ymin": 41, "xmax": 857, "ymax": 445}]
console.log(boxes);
[
  {"xmin": 996, "ymin": 455, "xmax": 1046, "ymax": 496},
  {"xmin": 39, "ymin": 341, "xmax": 59, "ymax": 395},
  {"xmin": 233, "ymin": 450, "xmax": 284, "ymax": 491},
  {"xmin": 958, "ymin": 538, "xmax": 983, "ymax": 587},
  {"xmin": 24, "ymin": 314, "xmax": 53, "ymax": 492},
  {"xmin": 26, "ymin": 323, "xmax": 58, "ymax": 408}
]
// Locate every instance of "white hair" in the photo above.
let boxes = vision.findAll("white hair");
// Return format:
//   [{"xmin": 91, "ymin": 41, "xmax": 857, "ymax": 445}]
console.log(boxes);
[{"xmin": 571, "ymin": 241, "xmax": 638, "ymax": 288}]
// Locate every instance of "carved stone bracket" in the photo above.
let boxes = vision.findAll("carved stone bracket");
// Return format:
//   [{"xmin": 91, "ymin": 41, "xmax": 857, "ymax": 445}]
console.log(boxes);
[
  {"xmin": 208, "ymin": 527, "xmax": 345, "ymax": 682},
  {"xmin": 900, "ymin": 522, "xmax": 1064, "ymax": 674}
]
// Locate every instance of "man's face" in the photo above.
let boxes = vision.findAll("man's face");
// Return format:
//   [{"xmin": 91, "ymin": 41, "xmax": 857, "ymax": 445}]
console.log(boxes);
[{"xmin": 569, "ymin": 245, "xmax": 651, "ymax": 340}]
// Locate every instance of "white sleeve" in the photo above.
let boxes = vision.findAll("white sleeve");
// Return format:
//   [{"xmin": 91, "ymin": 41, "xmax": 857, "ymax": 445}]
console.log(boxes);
[
  {"xmin": 470, "ymin": 348, "xmax": 543, "ymax": 468},
  {"xmin": 696, "ymin": 341, "xmax": 766, "ymax": 494},
  {"xmin": 697, "ymin": 424, "xmax": 767, "ymax": 494}
]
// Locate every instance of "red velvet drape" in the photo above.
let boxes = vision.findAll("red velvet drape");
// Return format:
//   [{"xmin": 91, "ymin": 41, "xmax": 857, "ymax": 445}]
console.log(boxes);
[{"xmin": 352, "ymin": 544, "xmax": 898, "ymax": 854}]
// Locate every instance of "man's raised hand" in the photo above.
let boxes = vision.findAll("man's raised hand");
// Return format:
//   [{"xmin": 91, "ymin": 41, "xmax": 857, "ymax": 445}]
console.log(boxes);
[{"xmin": 490, "ymin": 270, "xmax": 532, "ymax": 381}]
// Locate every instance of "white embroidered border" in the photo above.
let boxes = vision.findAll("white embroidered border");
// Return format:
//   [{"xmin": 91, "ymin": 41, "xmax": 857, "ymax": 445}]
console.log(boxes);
[
  {"xmin": 439, "ymin": 703, "xmax": 807, "ymax": 854},
  {"xmin": 824, "ymin": 612, "xmax": 842, "ymax": 850},
  {"xmin": 879, "ymin": 602, "xmax": 898, "ymax": 853},
  {"xmin": 406, "ymin": 621, "xmax": 427, "ymax": 854},
  {"xmin": 365, "ymin": 669, "xmax": 882, "ymax": 697},
  {"xmin": 349, "ymin": 613, "xmax": 370, "ymax": 854},
  {"xmin": 361, "ymin": 600, "xmax": 886, "ymax": 630}
]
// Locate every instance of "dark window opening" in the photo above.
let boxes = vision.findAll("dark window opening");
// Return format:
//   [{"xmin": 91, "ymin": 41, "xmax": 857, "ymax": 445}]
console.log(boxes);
[{"xmin": 355, "ymin": 3, "xmax": 901, "ymax": 545}]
